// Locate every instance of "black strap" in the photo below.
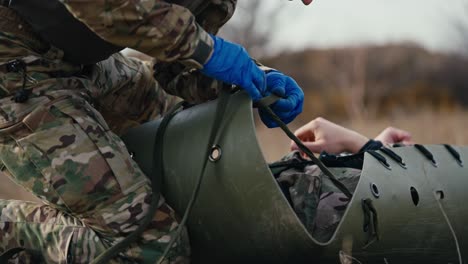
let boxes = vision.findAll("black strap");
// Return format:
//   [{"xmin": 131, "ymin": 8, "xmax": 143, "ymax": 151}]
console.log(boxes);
[
  {"xmin": 359, "ymin": 139, "xmax": 383, "ymax": 152},
  {"xmin": 368, "ymin": 150, "xmax": 391, "ymax": 169},
  {"xmin": 444, "ymin": 144, "xmax": 463, "ymax": 165},
  {"xmin": 158, "ymin": 86, "xmax": 232, "ymax": 263},
  {"xmin": 3, "ymin": 59, "xmax": 31, "ymax": 103},
  {"xmin": 0, "ymin": 247, "xmax": 26, "ymax": 262},
  {"xmin": 253, "ymin": 94, "xmax": 283, "ymax": 108},
  {"xmin": 269, "ymin": 160, "xmax": 315, "ymax": 170},
  {"xmin": 362, "ymin": 198, "xmax": 379, "ymax": 249},
  {"xmin": 380, "ymin": 147, "xmax": 405, "ymax": 167},
  {"xmin": 414, "ymin": 144, "xmax": 437, "ymax": 165},
  {"xmin": 256, "ymin": 95, "xmax": 353, "ymax": 199},
  {"xmin": 319, "ymin": 152, "xmax": 365, "ymax": 170}
]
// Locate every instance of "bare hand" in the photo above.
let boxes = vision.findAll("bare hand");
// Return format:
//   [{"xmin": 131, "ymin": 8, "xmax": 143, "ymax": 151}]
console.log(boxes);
[
  {"xmin": 290, "ymin": 117, "xmax": 369, "ymax": 154},
  {"xmin": 375, "ymin": 127, "xmax": 414, "ymax": 146}
]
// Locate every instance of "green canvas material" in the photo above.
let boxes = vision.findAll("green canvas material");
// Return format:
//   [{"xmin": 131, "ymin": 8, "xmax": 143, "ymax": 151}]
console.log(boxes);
[{"xmin": 122, "ymin": 91, "xmax": 468, "ymax": 263}]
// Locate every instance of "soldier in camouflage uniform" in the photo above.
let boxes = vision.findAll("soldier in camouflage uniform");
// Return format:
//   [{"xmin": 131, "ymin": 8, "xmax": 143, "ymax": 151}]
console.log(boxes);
[{"xmin": 0, "ymin": 0, "xmax": 308, "ymax": 263}]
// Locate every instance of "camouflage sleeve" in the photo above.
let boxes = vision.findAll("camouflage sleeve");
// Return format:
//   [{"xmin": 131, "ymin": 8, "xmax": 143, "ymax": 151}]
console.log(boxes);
[
  {"xmin": 87, "ymin": 53, "xmax": 182, "ymax": 135},
  {"xmin": 153, "ymin": 60, "xmax": 227, "ymax": 104},
  {"xmin": 153, "ymin": 58, "xmax": 273, "ymax": 104},
  {"xmin": 151, "ymin": 0, "xmax": 237, "ymax": 103},
  {"xmin": 60, "ymin": 0, "xmax": 214, "ymax": 68}
]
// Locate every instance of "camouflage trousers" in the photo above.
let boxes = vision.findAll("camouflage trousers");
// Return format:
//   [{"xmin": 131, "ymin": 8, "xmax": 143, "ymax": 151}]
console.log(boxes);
[
  {"xmin": 0, "ymin": 49, "xmax": 189, "ymax": 262},
  {"xmin": 275, "ymin": 151, "xmax": 361, "ymax": 243}
]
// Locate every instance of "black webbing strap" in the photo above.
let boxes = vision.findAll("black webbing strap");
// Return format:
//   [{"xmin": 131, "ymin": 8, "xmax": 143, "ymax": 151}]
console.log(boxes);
[
  {"xmin": 269, "ymin": 160, "xmax": 315, "ymax": 169},
  {"xmin": 444, "ymin": 144, "xmax": 463, "ymax": 166},
  {"xmin": 91, "ymin": 101, "xmax": 185, "ymax": 264},
  {"xmin": 380, "ymin": 147, "xmax": 405, "ymax": 167},
  {"xmin": 367, "ymin": 150, "xmax": 390, "ymax": 169},
  {"xmin": 157, "ymin": 87, "xmax": 232, "ymax": 263},
  {"xmin": 414, "ymin": 144, "xmax": 437, "ymax": 165},
  {"xmin": 256, "ymin": 95, "xmax": 353, "ymax": 199},
  {"xmin": 362, "ymin": 198, "xmax": 379, "ymax": 249},
  {"xmin": 0, "ymin": 247, "xmax": 26, "ymax": 262}
]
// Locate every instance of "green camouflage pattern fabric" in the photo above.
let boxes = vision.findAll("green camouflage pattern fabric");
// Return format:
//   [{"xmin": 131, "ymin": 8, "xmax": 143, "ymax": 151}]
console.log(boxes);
[
  {"xmin": 0, "ymin": 67, "xmax": 190, "ymax": 263},
  {"xmin": 59, "ymin": 0, "xmax": 239, "ymax": 68},
  {"xmin": 57, "ymin": 0, "xmax": 237, "ymax": 103},
  {"xmin": 0, "ymin": 6, "xmax": 209, "ymax": 263},
  {"xmin": 151, "ymin": 0, "xmax": 238, "ymax": 103},
  {"xmin": 59, "ymin": 0, "xmax": 238, "ymax": 104},
  {"xmin": 0, "ymin": 200, "xmax": 106, "ymax": 263},
  {"xmin": 0, "ymin": 1, "xmax": 247, "ymax": 262},
  {"xmin": 275, "ymin": 151, "xmax": 361, "ymax": 242}
]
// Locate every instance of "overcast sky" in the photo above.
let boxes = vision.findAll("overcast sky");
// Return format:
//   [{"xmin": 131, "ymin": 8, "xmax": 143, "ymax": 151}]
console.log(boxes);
[{"xmin": 224, "ymin": 0, "xmax": 468, "ymax": 55}]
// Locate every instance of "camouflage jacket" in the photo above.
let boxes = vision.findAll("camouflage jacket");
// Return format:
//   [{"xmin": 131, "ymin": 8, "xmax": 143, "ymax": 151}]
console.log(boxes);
[
  {"xmin": 61, "ymin": 0, "xmax": 239, "ymax": 103},
  {"xmin": 60, "ymin": 0, "xmax": 236, "ymax": 68},
  {"xmin": 0, "ymin": 1, "xmax": 238, "ymax": 110}
]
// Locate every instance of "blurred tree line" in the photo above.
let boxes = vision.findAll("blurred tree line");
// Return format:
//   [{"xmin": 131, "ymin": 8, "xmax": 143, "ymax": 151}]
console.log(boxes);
[
  {"xmin": 261, "ymin": 44, "xmax": 468, "ymax": 122},
  {"xmin": 220, "ymin": 0, "xmax": 468, "ymax": 122}
]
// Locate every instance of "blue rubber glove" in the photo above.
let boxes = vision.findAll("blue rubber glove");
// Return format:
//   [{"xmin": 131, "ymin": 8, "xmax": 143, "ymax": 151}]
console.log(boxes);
[
  {"xmin": 259, "ymin": 71, "xmax": 304, "ymax": 128},
  {"xmin": 202, "ymin": 35, "xmax": 265, "ymax": 101}
]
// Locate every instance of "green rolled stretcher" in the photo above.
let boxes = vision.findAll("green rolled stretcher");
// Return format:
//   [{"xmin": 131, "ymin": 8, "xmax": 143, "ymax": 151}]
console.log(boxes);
[{"xmin": 122, "ymin": 91, "xmax": 468, "ymax": 264}]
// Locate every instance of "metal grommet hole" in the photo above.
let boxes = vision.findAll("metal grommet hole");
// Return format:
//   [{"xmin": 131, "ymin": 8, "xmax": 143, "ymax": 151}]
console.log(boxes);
[
  {"xmin": 410, "ymin": 187, "xmax": 419, "ymax": 206},
  {"xmin": 435, "ymin": 190, "xmax": 445, "ymax": 200},
  {"xmin": 209, "ymin": 145, "xmax": 222, "ymax": 162},
  {"xmin": 370, "ymin": 183, "xmax": 380, "ymax": 198}
]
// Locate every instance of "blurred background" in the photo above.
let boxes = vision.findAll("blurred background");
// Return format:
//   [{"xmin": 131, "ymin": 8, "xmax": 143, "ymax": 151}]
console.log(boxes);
[
  {"xmin": 1, "ymin": 0, "xmax": 467, "ymax": 200},
  {"xmin": 219, "ymin": 0, "xmax": 468, "ymax": 161}
]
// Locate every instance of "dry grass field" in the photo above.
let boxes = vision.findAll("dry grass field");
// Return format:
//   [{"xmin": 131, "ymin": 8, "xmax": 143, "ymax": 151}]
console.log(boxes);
[
  {"xmin": 2, "ymin": 109, "xmax": 467, "ymax": 202},
  {"xmin": 257, "ymin": 109, "xmax": 468, "ymax": 162}
]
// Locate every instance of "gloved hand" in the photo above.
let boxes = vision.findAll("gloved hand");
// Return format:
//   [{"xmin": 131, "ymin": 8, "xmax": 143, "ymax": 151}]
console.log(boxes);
[
  {"xmin": 202, "ymin": 35, "xmax": 265, "ymax": 101},
  {"xmin": 259, "ymin": 71, "xmax": 304, "ymax": 128},
  {"xmin": 201, "ymin": 35, "xmax": 303, "ymax": 128}
]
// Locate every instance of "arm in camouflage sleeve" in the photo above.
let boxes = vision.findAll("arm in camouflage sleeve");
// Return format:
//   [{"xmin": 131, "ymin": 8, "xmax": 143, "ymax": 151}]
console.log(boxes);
[
  {"xmin": 60, "ymin": 0, "xmax": 214, "ymax": 68},
  {"xmin": 153, "ymin": 61, "xmax": 224, "ymax": 104},
  {"xmin": 149, "ymin": 0, "xmax": 275, "ymax": 104},
  {"xmin": 153, "ymin": 59, "xmax": 272, "ymax": 104}
]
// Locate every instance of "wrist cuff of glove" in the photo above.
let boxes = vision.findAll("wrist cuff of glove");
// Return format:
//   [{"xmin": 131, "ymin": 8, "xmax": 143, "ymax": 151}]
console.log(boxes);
[{"xmin": 179, "ymin": 26, "xmax": 214, "ymax": 69}]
